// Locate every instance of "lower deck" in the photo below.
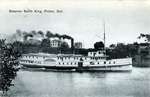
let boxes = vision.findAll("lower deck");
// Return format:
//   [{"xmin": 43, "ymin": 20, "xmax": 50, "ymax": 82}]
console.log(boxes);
[{"xmin": 20, "ymin": 62, "xmax": 132, "ymax": 72}]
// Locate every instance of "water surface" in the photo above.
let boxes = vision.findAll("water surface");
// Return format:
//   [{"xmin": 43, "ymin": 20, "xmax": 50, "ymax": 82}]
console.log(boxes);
[{"xmin": 9, "ymin": 67, "xmax": 150, "ymax": 97}]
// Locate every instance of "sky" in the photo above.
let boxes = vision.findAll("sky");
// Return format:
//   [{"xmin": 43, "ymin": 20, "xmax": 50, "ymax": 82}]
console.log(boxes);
[{"xmin": 0, "ymin": 0, "xmax": 150, "ymax": 48}]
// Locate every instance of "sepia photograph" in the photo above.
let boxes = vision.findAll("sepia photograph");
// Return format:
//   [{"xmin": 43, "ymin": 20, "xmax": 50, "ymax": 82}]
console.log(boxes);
[{"xmin": 0, "ymin": 0, "xmax": 150, "ymax": 97}]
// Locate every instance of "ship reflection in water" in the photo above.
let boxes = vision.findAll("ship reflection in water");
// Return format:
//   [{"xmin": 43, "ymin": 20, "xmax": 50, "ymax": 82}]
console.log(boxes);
[{"xmin": 9, "ymin": 67, "xmax": 150, "ymax": 97}]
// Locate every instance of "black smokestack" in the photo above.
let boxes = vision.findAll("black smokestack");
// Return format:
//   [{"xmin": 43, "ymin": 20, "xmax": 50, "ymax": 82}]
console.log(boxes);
[
  {"xmin": 61, "ymin": 34, "xmax": 74, "ymax": 48},
  {"xmin": 71, "ymin": 39, "xmax": 74, "ymax": 54},
  {"xmin": 71, "ymin": 38, "xmax": 74, "ymax": 49},
  {"xmin": 60, "ymin": 34, "xmax": 74, "ymax": 53},
  {"xmin": 46, "ymin": 31, "xmax": 74, "ymax": 53}
]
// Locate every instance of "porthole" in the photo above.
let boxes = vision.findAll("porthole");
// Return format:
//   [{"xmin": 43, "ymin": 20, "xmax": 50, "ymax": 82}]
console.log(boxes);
[{"xmin": 99, "ymin": 51, "xmax": 101, "ymax": 54}]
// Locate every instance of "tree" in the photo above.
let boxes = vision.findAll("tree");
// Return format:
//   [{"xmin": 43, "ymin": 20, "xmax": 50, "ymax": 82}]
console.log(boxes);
[
  {"xmin": 138, "ymin": 33, "xmax": 150, "ymax": 42},
  {"xmin": 12, "ymin": 41, "xmax": 23, "ymax": 54},
  {"xmin": 40, "ymin": 38, "xmax": 51, "ymax": 52},
  {"xmin": 94, "ymin": 41, "xmax": 104, "ymax": 50},
  {"xmin": 0, "ymin": 39, "xmax": 21, "ymax": 95}
]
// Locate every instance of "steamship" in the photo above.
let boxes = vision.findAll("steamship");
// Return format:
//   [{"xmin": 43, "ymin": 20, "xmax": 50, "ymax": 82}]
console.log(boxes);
[
  {"xmin": 19, "ymin": 23, "xmax": 132, "ymax": 71},
  {"xmin": 19, "ymin": 50, "xmax": 132, "ymax": 71}
]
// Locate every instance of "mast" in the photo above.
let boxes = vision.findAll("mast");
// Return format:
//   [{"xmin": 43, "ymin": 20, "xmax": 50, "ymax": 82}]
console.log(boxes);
[{"xmin": 103, "ymin": 20, "xmax": 106, "ymax": 49}]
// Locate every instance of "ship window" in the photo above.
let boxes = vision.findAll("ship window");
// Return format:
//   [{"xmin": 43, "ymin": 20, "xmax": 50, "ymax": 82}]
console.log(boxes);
[
  {"xmin": 71, "ymin": 62, "xmax": 72, "ymax": 65},
  {"xmin": 90, "ymin": 62, "xmax": 94, "ymax": 65},
  {"xmin": 63, "ymin": 63, "xmax": 64, "ymax": 65},
  {"xmin": 98, "ymin": 62, "xmax": 99, "ymax": 64},
  {"xmin": 113, "ymin": 61, "xmax": 115, "ymax": 64},
  {"xmin": 58, "ymin": 62, "xmax": 60, "ymax": 65},
  {"xmin": 109, "ymin": 62, "xmax": 111, "ymax": 64},
  {"xmin": 99, "ymin": 51, "xmax": 101, "ymax": 54},
  {"xmin": 104, "ymin": 61, "xmax": 106, "ymax": 64},
  {"xmin": 75, "ymin": 62, "xmax": 76, "ymax": 65}
]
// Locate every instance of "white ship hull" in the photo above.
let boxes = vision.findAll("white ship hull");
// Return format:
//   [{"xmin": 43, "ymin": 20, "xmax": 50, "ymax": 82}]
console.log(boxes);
[
  {"xmin": 20, "ymin": 60, "xmax": 132, "ymax": 72},
  {"xmin": 19, "ymin": 53, "xmax": 132, "ymax": 72},
  {"xmin": 21, "ymin": 64, "xmax": 132, "ymax": 72},
  {"xmin": 78, "ymin": 64, "xmax": 132, "ymax": 72}
]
